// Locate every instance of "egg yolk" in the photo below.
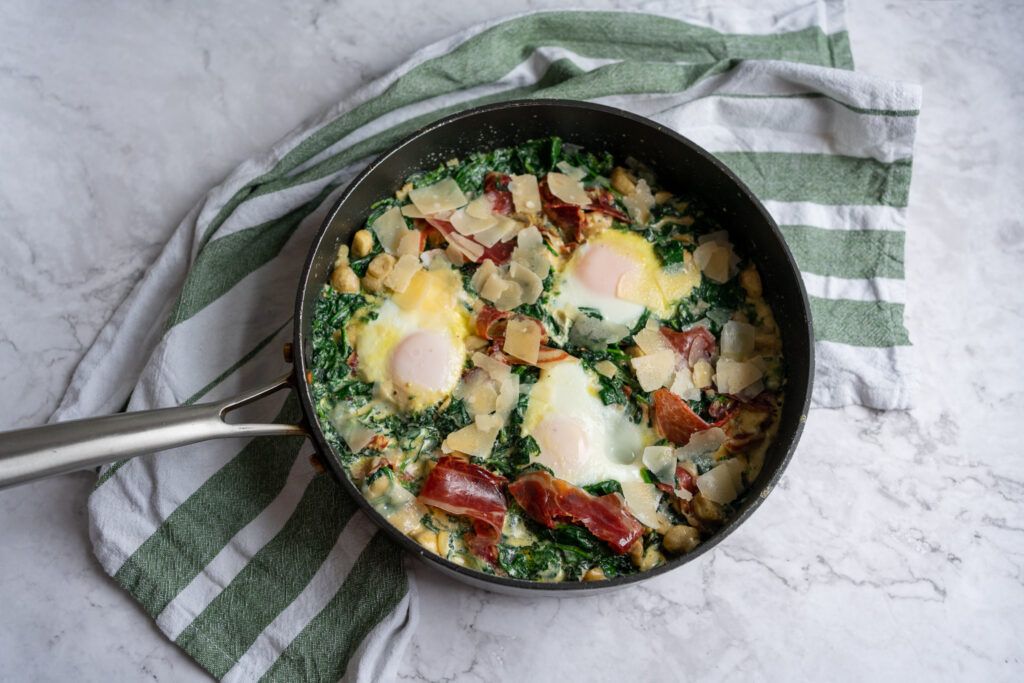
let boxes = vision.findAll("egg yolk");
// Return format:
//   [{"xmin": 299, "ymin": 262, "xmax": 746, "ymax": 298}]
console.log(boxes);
[
  {"xmin": 576, "ymin": 244, "xmax": 639, "ymax": 299},
  {"xmin": 532, "ymin": 415, "xmax": 590, "ymax": 480},
  {"xmin": 389, "ymin": 330, "xmax": 456, "ymax": 393}
]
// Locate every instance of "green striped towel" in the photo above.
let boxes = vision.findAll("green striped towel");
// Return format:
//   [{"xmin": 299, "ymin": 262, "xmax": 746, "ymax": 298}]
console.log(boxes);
[{"xmin": 52, "ymin": 2, "xmax": 919, "ymax": 680}]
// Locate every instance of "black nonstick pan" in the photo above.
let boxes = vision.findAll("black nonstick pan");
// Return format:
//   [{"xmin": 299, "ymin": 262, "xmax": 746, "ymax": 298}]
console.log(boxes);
[{"xmin": 0, "ymin": 100, "xmax": 813, "ymax": 595}]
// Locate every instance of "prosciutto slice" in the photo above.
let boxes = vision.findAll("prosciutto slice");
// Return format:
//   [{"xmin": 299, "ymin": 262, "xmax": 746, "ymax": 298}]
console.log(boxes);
[
  {"xmin": 651, "ymin": 388, "xmax": 711, "ymax": 446},
  {"xmin": 508, "ymin": 470, "xmax": 644, "ymax": 554},
  {"xmin": 660, "ymin": 326, "xmax": 716, "ymax": 368},
  {"xmin": 483, "ymin": 172, "xmax": 514, "ymax": 215},
  {"xmin": 418, "ymin": 456, "xmax": 508, "ymax": 563},
  {"xmin": 424, "ymin": 216, "xmax": 516, "ymax": 264}
]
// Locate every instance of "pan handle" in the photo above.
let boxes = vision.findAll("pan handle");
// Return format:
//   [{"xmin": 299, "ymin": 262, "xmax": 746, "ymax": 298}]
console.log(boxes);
[{"xmin": 0, "ymin": 373, "xmax": 307, "ymax": 490}]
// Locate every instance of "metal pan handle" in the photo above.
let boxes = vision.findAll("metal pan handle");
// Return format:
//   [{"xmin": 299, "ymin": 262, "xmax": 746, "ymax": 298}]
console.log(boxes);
[{"xmin": 0, "ymin": 373, "xmax": 307, "ymax": 490}]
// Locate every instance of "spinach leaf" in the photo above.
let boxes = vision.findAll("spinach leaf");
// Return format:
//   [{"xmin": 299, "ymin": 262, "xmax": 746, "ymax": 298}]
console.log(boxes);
[{"xmin": 582, "ymin": 480, "xmax": 623, "ymax": 496}]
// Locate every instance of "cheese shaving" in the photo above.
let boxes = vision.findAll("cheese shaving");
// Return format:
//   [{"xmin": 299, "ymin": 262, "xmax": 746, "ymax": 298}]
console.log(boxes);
[
  {"xmin": 620, "ymin": 481, "xmax": 668, "ymax": 531},
  {"xmin": 503, "ymin": 317, "xmax": 542, "ymax": 364},
  {"xmin": 492, "ymin": 278, "xmax": 523, "ymax": 311},
  {"xmin": 450, "ymin": 207, "xmax": 498, "ymax": 236},
  {"xmin": 370, "ymin": 206, "xmax": 407, "ymax": 254},
  {"xmin": 409, "ymin": 178, "xmax": 468, "ymax": 215},
  {"xmin": 442, "ymin": 423, "xmax": 500, "ymax": 457},
  {"xmin": 509, "ymin": 174, "xmax": 542, "ymax": 214},
  {"xmin": 396, "ymin": 229, "xmax": 421, "ymax": 257},
  {"xmin": 383, "ymin": 254, "xmax": 421, "ymax": 294},
  {"xmin": 631, "ymin": 350, "xmax": 676, "ymax": 392},
  {"xmin": 473, "ymin": 351, "xmax": 511, "ymax": 380},
  {"xmin": 470, "ymin": 259, "xmax": 499, "ymax": 293},
  {"xmin": 444, "ymin": 231, "xmax": 484, "ymax": 262},
  {"xmin": 555, "ymin": 161, "xmax": 587, "ymax": 181},
  {"xmin": 509, "ymin": 262, "xmax": 543, "ymax": 305},
  {"xmin": 546, "ymin": 172, "xmax": 591, "ymax": 206},
  {"xmin": 466, "ymin": 195, "xmax": 495, "ymax": 219},
  {"xmin": 479, "ymin": 272, "xmax": 510, "ymax": 302},
  {"xmin": 400, "ymin": 203, "xmax": 427, "ymax": 218}
]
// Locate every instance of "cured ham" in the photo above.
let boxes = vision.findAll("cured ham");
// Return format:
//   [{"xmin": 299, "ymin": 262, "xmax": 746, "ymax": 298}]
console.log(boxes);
[
  {"xmin": 424, "ymin": 216, "xmax": 516, "ymax": 264},
  {"xmin": 418, "ymin": 456, "xmax": 508, "ymax": 563},
  {"xmin": 508, "ymin": 470, "xmax": 644, "ymax": 554},
  {"xmin": 484, "ymin": 173, "xmax": 514, "ymax": 215},
  {"xmin": 651, "ymin": 388, "xmax": 711, "ymax": 446},
  {"xmin": 661, "ymin": 326, "xmax": 716, "ymax": 367}
]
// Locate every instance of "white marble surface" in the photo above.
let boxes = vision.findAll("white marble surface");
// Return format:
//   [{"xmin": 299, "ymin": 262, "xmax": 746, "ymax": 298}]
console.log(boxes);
[{"xmin": 1, "ymin": 0, "xmax": 1022, "ymax": 680}]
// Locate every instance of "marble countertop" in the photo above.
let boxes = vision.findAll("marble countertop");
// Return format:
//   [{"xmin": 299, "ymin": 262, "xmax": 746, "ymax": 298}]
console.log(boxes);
[{"xmin": 1, "ymin": 0, "xmax": 1022, "ymax": 680}]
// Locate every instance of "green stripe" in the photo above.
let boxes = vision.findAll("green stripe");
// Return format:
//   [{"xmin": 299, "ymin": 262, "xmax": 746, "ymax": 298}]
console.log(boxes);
[
  {"xmin": 810, "ymin": 296, "xmax": 910, "ymax": 347},
  {"xmin": 166, "ymin": 184, "xmax": 335, "ymax": 329},
  {"xmin": 715, "ymin": 91, "xmax": 918, "ymax": 117},
  {"xmin": 195, "ymin": 12, "xmax": 847, "ymax": 251},
  {"xmin": 828, "ymin": 30, "xmax": 854, "ymax": 70},
  {"xmin": 780, "ymin": 225, "xmax": 904, "ymax": 279},
  {"xmin": 113, "ymin": 395, "xmax": 306, "ymax": 617},
  {"xmin": 716, "ymin": 152, "xmax": 913, "ymax": 206},
  {"xmin": 93, "ymin": 319, "xmax": 293, "ymax": 490},
  {"xmin": 176, "ymin": 474, "xmax": 358, "ymax": 678},
  {"xmin": 244, "ymin": 58, "xmax": 731, "ymax": 206},
  {"xmin": 168, "ymin": 57, "xmax": 734, "ymax": 330},
  {"xmin": 260, "ymin": 532, "xmax": 407, "ymax": 682}
]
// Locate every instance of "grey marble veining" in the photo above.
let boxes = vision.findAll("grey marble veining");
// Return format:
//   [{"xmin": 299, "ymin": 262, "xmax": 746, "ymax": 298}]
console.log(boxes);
[{"xmin": 0, "ymin": 0, "xmax": 1022, "ymax": 681}]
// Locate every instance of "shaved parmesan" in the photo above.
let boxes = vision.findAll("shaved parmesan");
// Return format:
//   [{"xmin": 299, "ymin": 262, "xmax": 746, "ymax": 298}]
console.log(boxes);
[
  {"xmin": 693, "ymin": 242, "xmax": 730, "ymax": 283},
  {"xmin": 620, "ymin": 481, "xmax": 668, "ymax": 531},
  {"xmin": 444, "ymin": 231, "xmax": 484, "ymax": 262},
  {"xmin": 479, "ymin": 272, "xmax": 510, "ymax": 303},
  {"xmin": 634, "ymin": 324, "xmax": 672, "ymax": 356},
  {"xmin": 474, "ymin": 216, "xmax": 521, "ymax": 247},
  {"xmin": 622, "ymin": 179, "xmax": 655, "ymax": 225},
  {"xmin": 495, "ymin": 373, "xmax": 519, "ymax": 415},
  {"xmin": 450, "ymin": 207, "xmax": 498, "ymax": 236},
  {"xmin": 383, "ymin": 254, "xmax": 421, "ymax": 293},
  {"xmin": 503, "ymin": 317, "xmax": 542, "ymax": 364},
  {"xmin": 547, "ymin": 172, "xmax": 591, "ymax": 206},
  {"xmin": 396, "ymin": 229, "xmax": 421, "ymax": 257},
  {"xmin": 715, "ymin": 358, "xmax": 763, "ymax": 395},
  {"xmin": 442, "ymin": 423, "xmax": 499, "ymax": 457},
  {"xmin": 669, "ymin": 366, "xmax": 700, "ymax": 401},
  {"xmin": 492, "ymin": 279, "xmax": 523, "ymax": 311},
  {"xmin": 675, "ymin": 427, "xmax": 727, "ymax": 460},
  {"xmin": 512, "ymin": 226, "xmax": 551, "ymax": 279},
  {"xmin": 595, "ymin": 360, "xmax": 618, "ymax": 378},
  {"xmin": 509, "ymin": 174, "xmax": 542, "ymax": 214},
  {"xmin": 696, "ymin": 457, "xmax": 746, "ymax": 504},
  {"xmin": 509, "ymin": 262, "xmax": 543, "ymax": 305},
  {"xmin": 631, "ymin": 349, "xmax": 676, "ymax": 392},
  {"xmin": 371, "ymin": 206, "xmax": 407, "ymax": 254},
  {"xmin": 466, "ymin": 195, "xmax": 495, "ymax": 219},
  {"xmin": 642, "ymin": 446, "xmax": 677, "ymax": 485},
  {"xmin": 721, "ymin": 320, "xmax": 755, "ymax": 360},
  {"xmin": 409, "ymin": 178, "xmax": 468, "ymax": 215},
  {"xmin": 470, "ymin": 259, "xmax": 499, "ymax": 293},
  {"xmin": 475, "ymin": 412, "xmax": 505, "ymax": 432},
  {"xmin": 400, "ymin": 203, "xmax": 427, "ymax": 218},
  {"xmin": 466, "ymin": 382, "xmax": 498, "ymax": 416},
  {"xmin": 555, "ymin": 161, "xmax": 587, "ymax": 181},
  {"xmin": 473, "ymin": 351, "xmax": 511, "ymax": 380}
]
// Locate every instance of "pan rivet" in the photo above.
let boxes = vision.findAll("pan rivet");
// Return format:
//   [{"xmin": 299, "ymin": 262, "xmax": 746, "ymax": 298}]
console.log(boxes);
[{"xmin": 282, "ymin": 342, "xmax": 293, "ymax": 363}]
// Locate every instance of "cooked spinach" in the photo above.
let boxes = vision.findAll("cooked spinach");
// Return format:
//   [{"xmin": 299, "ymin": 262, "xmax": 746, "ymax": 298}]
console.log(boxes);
[{"xmin": 583, "ymin": 480, "xmax": 623, "ymax": 496}]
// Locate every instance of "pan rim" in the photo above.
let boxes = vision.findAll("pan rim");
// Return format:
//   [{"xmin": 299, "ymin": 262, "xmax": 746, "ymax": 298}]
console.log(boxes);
[{"xmin": 293, "ymin": 98, "xmax": 814, "ymax": 593}]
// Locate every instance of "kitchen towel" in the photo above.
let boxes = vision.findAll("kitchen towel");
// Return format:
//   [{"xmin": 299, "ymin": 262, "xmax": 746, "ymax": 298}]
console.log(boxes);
[{"xmin": 52, "ymin": 1, "xmax": 920, "ymax": 680}]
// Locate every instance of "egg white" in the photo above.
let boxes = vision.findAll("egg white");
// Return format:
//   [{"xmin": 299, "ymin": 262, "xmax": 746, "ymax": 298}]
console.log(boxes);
[
  {"xmin": 521, "ymin": 361, "xmax": 657, "ymax": 487},
  {"xmin": 350, "ymin": 268, "xmax": 470, "ymax": 411},
  {"xmin": 549, "ymin": 229, "xmax": 700, "ymax": 328}
]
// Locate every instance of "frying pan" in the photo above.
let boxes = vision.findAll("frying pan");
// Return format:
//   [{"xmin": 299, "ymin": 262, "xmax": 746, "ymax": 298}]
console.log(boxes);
[{"xmin": 0, "ymin": 100, "xmax": 813, "ymax": 595}]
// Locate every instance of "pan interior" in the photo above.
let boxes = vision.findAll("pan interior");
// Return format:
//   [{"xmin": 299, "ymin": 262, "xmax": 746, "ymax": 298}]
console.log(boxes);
[{"xmin": 293, "ymin": 100, "xmax": 812, "ymax": 594}]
